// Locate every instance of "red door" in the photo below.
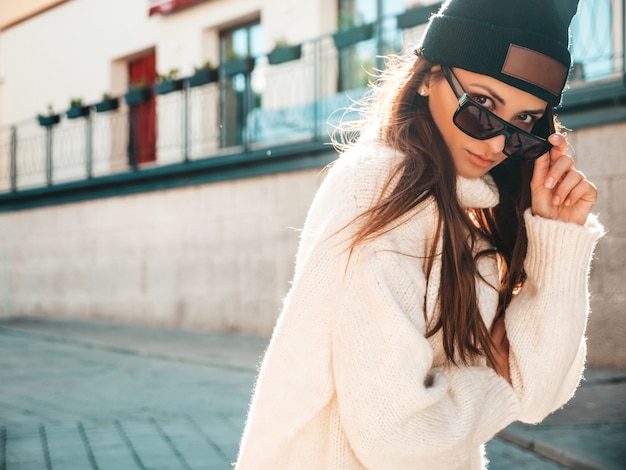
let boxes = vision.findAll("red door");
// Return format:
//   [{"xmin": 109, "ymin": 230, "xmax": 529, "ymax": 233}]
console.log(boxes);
[{"xmin": 129, "ymin": 52, "xmax": 157, "ymax": 166}]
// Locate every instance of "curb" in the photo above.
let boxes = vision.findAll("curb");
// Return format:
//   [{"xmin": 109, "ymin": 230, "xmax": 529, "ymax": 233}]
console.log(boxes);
[
  {"xmin": 0, "ymin": 326, "xmax": 258, "ymax": 374},
  {"xmin": 498, "ymin": 428, "xmax": 602, "ymax": 470}
]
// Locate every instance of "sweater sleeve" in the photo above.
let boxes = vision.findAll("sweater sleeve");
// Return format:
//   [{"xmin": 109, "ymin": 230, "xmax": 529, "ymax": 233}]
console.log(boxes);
[
  {"xmin": 332, "ymin": 241, "xmax": 521, "ymax": 468},
  {"xmin": 505, "ymin": 210, "xmax": 604, "ymax": 423}
]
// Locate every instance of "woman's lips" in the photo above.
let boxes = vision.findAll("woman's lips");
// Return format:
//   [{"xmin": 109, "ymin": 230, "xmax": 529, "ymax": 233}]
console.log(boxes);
[{"xmin": 467, "ymin": 150, "xmax": 495, "ymax": 168}]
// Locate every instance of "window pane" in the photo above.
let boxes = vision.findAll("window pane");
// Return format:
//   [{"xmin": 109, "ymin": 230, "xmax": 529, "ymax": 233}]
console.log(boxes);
[
  {"xmin": 570, "ymin": 0, "xmax": 613, "ymax": 80},
  {"xmin": 339, "ymin": 0, "xmax": 406, "ymax": 24},
  {"xmin": 249, "ymin": 24, "xmax": 264, "ymax": 58}
]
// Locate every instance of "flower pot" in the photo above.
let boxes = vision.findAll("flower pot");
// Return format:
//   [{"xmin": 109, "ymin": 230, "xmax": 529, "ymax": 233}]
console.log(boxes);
[
  {"xmin": 396, "ymin": 4, "xmax": 441, "ymax": 29},
  {"xmin": 188, "ymin": 68, "xmax": 219, "ymax": 87},
  {"xmin": 267, "ymin": 44, "xmax": 302, "ymax": 65},
  {"xmin": 37, "ymin": 114, "xmax": 61, "ymax": 127},
  {"xmin": 94, "ymin": 97, "xmax": 120, "ymax": 113},
  {"xmin": 154, "ymin": 78, "xmax": 185, "ymax": 95},
  {"xmin": 332, "ymin": 23, "xmax": 374, "ymax": 49},
  {"xmin": 66, "ymin": 105, "xmax": 90, "ymax": 119},
  {"xmin": 222, "ymin": 57, "xmax": 256, "ymax": 77},
  {"xmin": 125, "ymin": 88, "xmax": 152, "ymax": 105}
]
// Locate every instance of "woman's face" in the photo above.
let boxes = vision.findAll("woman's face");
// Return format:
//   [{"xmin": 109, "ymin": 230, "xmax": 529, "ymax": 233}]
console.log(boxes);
[{"xmin": 425, "ymin": 67, "xmax": 548, "ymax": 179}]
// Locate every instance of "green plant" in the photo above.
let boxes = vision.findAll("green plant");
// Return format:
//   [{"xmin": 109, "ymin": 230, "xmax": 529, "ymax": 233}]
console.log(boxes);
[
  {"xmin": 69, "ymin": 97, "xmax": 83, "ymax": 108},
  {"xmin": 130, "ymin": 78, "xmax": 148, "ymax": 90},
  {"xmin": 195, "ymin": 60, "xmax": 214, "ymax": 71},
  {"xmin": 338, "ymin": 12, "xmax": 353, "ymax": 29},
  {"xmin": 226, "ymin": 49, "xmax": 240, "ymax": 61},
  {"xmin": 37, "ymin": 104, "xmax": 55, "ymax": 118},
  {"xmin": 274, "ymin": 38, "xmax": 289, "ymax": 49},
  {"xmin": 338, "ymin": 11, "xmax": 365, "ymax": 29},
  {"xmin": 102, "ymin": 92, "xmax": 112, "ymax": 100},
  {"xmin": 157, "ymin": 68, "xmax": 180, "ymax": 81}
]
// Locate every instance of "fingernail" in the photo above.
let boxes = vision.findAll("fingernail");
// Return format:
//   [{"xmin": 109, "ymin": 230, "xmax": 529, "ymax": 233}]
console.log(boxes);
[
  {"xmin": 549, "ymin": 134, "xmax": 561, "ymax": 144},
  {"xmin": 564, "ymin": 198, "xmax": 572, "ymax": 206},
  {"xmin": 553, "ymin": 195, "xmax": 561, "ymax": 205},
  {"xmin": 545, "ymin": 177, "xmax": 555, "ymax": 189}
]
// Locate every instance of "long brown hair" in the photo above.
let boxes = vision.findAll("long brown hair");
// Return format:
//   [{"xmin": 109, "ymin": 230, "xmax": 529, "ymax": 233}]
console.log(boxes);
[{"xmin": 338, "ymin": 52, "xmax": 558, "ymax": 366}]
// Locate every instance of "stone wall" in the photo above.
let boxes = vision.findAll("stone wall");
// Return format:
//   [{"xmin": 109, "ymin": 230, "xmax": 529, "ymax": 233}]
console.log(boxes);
[
  {"xmin": 0, "ymin": 167, "xmax": 324, "ymax": 336},
  {"xmin": 569, "ymin": 121, "xmax": 626, "ymax": 369}
]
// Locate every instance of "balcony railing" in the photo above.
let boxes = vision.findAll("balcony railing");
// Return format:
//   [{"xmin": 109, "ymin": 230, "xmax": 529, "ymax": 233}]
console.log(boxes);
[{"xmin": 1, "ymin": 1, "xmax": 623, "ymax": 195}]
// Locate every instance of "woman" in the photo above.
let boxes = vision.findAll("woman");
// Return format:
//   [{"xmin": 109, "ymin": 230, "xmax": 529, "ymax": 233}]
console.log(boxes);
[{"xmin": 236, "ymin": 0, "xmax": 604, "ymax": 468}]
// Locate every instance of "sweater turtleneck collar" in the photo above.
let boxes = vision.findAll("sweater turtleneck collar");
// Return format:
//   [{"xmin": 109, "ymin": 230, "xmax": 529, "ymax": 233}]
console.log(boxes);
[
  {"xmin": 355, "ymin": 131, "xmax": 501, "ymax": 210},
  {"xmin": 456, "ymin": 174, "xmax": 500, "ymax": 209}
]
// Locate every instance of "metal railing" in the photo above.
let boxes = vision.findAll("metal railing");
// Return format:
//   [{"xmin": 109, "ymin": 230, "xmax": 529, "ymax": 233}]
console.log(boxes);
[{"xmin": 1, "ymin": 1, "xmax": 623, "ymax": 194}]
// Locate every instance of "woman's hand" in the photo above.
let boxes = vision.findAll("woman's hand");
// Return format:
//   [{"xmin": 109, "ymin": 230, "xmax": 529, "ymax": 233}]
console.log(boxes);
[
  {"xmin": 488, "ymin": 316, "xmax": 511, "ymax": 385},
  {"xmin": 530, "ymin": 133, "xmax": 597, "ymax": 226}
]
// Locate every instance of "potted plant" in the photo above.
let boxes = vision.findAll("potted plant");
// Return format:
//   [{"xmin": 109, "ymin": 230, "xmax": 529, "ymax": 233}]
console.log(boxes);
[
  {"xmin": 125, "ymin": 79, "xmax": 152, "ymax": 105},
  {"xmin": 94, "ymin": 92, "xmax": 120, "ymax": 113},
  {"xmin": 222, "ymin": 50, "xmax": 256, "ymax": 77},
  {"xmin": 188, "ymin": 60, "xmax": 220, "ymax": 88},
  {"xmin": 66, "ymin": 98, "xmax": 90, "ymax": 119},
  {"xmin": 37, "ymin": 104, "xmax": 61, "ymax": 127},
  {"xmin": 396, "ymin": 3, "xmax": 441, "ymax": 30},
  {"xmin": 267, "ymin": 39, "xmax": 302, "ymax": 65},
  {"xmin": 154, "ymin": 68, "xmax": 184, "ymax": 95},
  {"xmin": 332, "ymin": 13, "xmax": 374, "ymax": 49}
]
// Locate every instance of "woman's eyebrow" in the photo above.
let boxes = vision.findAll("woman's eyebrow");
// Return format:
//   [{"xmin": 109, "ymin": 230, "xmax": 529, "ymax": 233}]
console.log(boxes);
[
  {"xmin": 470, "ymin": 83, "xmax": 506, "ymax": 105},
  {"xmin": 470, "ymin": 83, "xmax": 545, "ymax": 114}
]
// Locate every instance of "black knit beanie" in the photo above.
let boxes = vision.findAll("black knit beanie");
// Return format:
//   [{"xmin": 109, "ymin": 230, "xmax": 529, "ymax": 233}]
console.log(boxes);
[{"xmin": 420, "ymin": 0, "xmax": 580, "ymax": 106}]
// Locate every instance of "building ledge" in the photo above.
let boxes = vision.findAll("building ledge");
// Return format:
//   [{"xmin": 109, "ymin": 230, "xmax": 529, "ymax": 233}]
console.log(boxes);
[
  {"xmin": 0, "ymin": 140, "xmax": 336, "ymax": 213},
  {"xmin": 558, "ymin": 76, "xmax": 626, "ymax": 129}
]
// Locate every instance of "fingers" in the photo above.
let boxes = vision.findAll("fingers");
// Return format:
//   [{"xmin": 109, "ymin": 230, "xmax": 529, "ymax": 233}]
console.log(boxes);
[
  {"xmin": 532, "ymin": 133, "xmax": 568, "ymax": 183},
  {"xmin": 530, "ymin": 133, "xmax": 598, "ymax": 225},
  {"xmin": 544, "ymin": 155, "xmax": 574, "ymax": 188},
  {"xmin": 564, "ymin": 179, "xmax": 598, "ymax": 207},
  {"xmin": 552, "ymin": 169, "xmax": 583, "ymax": 205},
  {"xmin": 548, "ymin": 132, "xmax": 569, "ymax": 153},
  {"xmin": 541, "ymin": 134, "xmax": 585, "ymax": 205},
  {"xmin": 544, "ymin": 155, "xmax": 597, "ymax": 207},
  {"xmin": 531, "ymin": 152, "xmax": 551, "ymax": 185}
]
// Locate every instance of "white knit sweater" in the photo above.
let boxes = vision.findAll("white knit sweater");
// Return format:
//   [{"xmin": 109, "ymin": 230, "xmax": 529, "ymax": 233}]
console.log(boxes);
[{"xmin": 235, "ymin": 138, "xmax": 604, "ymax": 470}]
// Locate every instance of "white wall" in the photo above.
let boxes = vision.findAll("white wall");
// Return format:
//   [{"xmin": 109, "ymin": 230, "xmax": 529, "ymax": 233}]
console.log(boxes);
[
  {"xmin": 0, "ymin": 165, "xmax": 327, "ymax": 335},
  {"xmin": 0, "ymin": 0, "xmax": 332, "ymax": 124},
  {"xmin": 0, "ymin": 0, "xmax": 428, "ymax": 125}
]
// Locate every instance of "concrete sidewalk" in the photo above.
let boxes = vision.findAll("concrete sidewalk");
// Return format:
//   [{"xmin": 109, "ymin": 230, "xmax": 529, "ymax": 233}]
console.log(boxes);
[{"xmin": 0, "ymin": 317, "xmax": 624, "ymax": 469}]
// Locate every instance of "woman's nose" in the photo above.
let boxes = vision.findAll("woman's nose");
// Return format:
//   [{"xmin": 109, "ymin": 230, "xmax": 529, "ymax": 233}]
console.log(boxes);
[{"xmin": 486, "ymin": 134, "xmax": 507, "ymax": 155}]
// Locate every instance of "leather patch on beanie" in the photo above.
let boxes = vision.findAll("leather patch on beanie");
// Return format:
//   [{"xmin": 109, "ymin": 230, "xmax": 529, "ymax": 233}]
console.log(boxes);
[{"xmin": 501, "ymin": 44, "xmax": 568, "ymax": 97}]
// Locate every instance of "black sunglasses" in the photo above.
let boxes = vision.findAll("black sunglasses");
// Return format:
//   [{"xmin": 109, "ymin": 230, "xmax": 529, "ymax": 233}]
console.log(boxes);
[{"xmin": 441, "ymin": 66, "xmax": 552, "ymax": 161}]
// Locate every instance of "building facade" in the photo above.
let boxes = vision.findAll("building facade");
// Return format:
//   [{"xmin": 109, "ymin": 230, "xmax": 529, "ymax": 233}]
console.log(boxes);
[{"xmin": 0, "ymin": 0, "xmax": 625, "ymax": 368}]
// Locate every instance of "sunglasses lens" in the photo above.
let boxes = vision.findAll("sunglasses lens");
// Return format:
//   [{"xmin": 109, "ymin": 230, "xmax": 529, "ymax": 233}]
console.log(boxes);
[
  {"xmin": 445, "ymin": 69, "xmax": 551, "ymax": 161},
  {"xmin": 505, "ymin": 133, "xmax": 551, "ymax": 160},
  {"xmin": 455, "ymin": 104, "xmax": 505, "ymax": 138}
]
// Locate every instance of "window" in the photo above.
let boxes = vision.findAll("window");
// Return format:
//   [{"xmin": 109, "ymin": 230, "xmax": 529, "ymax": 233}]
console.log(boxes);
[
  {"xmin": 336, "ymin": 0, "xmax": 404, "ymax": 91},
  {"xmin": 219, "ymin": 21, "xmax": 264, "ymax": 147},
  {"xmin": 569, "ymin": 0, "xmax": 614, "ymax": 81}
]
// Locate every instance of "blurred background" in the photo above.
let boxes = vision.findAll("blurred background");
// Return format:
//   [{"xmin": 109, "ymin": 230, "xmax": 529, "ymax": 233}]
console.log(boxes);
[{"xmin": 0, "ymin": 0, "xmax": 623, "ymax": 368}]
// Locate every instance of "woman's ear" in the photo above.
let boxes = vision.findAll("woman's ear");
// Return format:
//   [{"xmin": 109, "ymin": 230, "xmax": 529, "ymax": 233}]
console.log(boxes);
[{"xmin": 420, "ymin": 65, "xmax": 442, "ymax": 96}]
